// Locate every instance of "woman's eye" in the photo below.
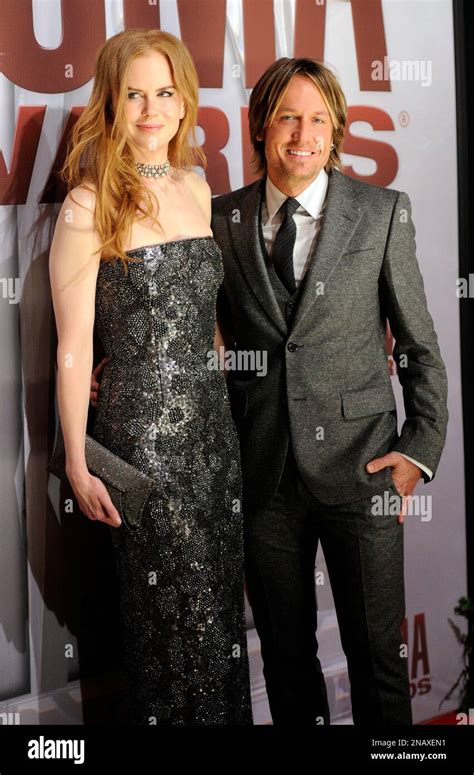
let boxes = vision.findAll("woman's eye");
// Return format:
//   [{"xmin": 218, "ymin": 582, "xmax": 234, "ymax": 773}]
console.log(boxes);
[{"xmin": 127, "ymin": 90, "xmax": 174, "ymax": 99}]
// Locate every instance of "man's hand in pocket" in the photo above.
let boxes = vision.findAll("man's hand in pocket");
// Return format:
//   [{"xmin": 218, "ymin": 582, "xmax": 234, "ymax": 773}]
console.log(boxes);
[
  {"xmin": 366, "ymin": 452, "xmax": 422, "ymax": 524},
  {"xmin": 90, "ymin": 357, "xmax": 109, "ymax": 408}
]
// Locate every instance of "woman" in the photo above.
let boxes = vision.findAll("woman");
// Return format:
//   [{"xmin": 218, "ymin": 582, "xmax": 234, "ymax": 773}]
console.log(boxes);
[{"xmin": 49, "ymin": 29, "xmax": 252, "ymax": 725}]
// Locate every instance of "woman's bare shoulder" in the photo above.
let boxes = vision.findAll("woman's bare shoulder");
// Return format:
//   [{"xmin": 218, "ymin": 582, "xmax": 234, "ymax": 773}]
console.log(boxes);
[
  {"xmin": 66, "ymin": 182, "xmax": 98, "ymax": 213},
  {"xmin": 181, "ymin": 169, "xmax": 211, "ymax": 195}
]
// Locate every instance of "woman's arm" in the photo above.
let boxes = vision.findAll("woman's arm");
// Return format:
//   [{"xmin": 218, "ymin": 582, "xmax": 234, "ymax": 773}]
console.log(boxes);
[{"xmin": 49, "ymin": 185, "xmax": 121, "ymax": 527}]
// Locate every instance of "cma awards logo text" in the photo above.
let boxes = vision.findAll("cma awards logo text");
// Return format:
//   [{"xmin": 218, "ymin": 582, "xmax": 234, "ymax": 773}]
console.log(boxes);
[{"xmin": 401, "ymin": 613, "xmax": 431, "ymax": 698}]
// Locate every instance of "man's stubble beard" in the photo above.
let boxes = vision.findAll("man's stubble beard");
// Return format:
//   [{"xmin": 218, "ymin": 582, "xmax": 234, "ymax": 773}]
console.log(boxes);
[{"xmin": 276, "ymin": 158, "xmax": 324, "ymax": 185}]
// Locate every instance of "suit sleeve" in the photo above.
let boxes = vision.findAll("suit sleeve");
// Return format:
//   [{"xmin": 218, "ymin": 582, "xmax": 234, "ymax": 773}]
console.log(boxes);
[
  {"xmin": 380, "ymin": 191, "xmax": 448, "ymax": 480},
  {"xmin": 399, "ymin": 453, "xmax": 432, "ymax": 480}
]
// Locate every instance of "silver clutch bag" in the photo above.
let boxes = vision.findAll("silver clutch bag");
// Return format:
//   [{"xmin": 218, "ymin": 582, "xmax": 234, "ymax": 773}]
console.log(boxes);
[{"xmin": 47, "ymin": 422, "xmax": 155, "ymax": 531}]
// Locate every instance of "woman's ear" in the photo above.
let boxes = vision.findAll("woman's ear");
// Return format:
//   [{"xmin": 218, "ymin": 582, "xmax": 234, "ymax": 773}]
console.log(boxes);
[{"xmin": 179, "ymin": 101, "xmax": 186, "ymax": 120}]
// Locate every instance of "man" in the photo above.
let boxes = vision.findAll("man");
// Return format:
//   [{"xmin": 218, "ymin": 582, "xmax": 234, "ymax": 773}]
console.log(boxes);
[
  {"xmin": 92, "ymin": 57, "xmax": 448, "ymax": 726},
  {"xmin": 211, "ymin": 58, "xmax": 448, "ymax": 726}
]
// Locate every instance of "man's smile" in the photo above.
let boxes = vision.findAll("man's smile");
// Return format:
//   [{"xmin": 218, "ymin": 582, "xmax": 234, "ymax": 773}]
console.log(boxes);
[{"xmin": 286, "ymin": 148, "xmax": 315, "ymax": 156}]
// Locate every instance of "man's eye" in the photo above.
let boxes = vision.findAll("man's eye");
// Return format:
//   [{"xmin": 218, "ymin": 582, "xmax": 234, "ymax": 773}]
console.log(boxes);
[
  {"xmin": 313, "ymin": 117, "xmax": 324, "ymax": 123},
  {"xmin": 281, "ymin": 115, "xmax": 295, "ymax": 121}
]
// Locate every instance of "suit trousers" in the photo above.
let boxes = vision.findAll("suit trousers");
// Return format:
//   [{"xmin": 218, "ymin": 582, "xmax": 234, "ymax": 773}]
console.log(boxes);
[{"xmin": 244, "ymin": 441, "xmax": 412, "ymax": 726}]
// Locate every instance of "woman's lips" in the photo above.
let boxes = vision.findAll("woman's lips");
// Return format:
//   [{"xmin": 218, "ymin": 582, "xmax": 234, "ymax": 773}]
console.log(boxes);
[{"xmin": 137, "ymin": 124, "xmax": 164, "ymax": 131}]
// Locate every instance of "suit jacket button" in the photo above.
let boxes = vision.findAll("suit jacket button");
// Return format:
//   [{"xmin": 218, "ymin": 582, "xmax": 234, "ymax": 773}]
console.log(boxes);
[{"xmin": 287, "ymin": 341, "xmax": 298, "ymax": 352}]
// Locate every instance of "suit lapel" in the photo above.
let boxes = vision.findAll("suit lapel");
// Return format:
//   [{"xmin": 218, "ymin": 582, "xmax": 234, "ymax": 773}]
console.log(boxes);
[
  {"xmin": 229, "ymin": 178, "xmax": 287, "ymax": 336},
  {"xmin": 228, "ymin": 170, "xmax": 366, "ymax": 339},
  {"xmin": 290, "ymin": 170, "xmax": 366, "ymax": 337}
]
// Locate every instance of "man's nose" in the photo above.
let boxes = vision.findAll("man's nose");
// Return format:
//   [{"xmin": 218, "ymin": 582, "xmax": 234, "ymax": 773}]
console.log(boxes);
[{"xmin": 292, "ymin": 118, "xmax": 314, "ymax": 145}]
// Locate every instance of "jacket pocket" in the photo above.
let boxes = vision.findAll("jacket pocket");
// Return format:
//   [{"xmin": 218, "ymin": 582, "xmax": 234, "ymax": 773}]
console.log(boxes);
[{"xmin": 341, "ymin": 382, "xmax": 396, "ymax": 420}]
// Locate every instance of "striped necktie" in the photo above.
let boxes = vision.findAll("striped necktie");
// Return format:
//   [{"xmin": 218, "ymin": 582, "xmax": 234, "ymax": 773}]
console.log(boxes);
[{"xmin": 271, "ymin": 197, "xmax": 299, "ymax": 294}]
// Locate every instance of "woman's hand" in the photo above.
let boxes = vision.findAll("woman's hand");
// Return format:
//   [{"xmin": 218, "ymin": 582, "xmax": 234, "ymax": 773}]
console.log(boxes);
[{"xmin": 67, "ymin": 468, "xmax": 122, "ymax": 528}]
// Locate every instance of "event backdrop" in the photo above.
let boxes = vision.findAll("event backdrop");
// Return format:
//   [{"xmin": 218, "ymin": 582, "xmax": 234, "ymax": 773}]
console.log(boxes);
[{"xmin": 0, "ymin": 0, "xmax": 465, "ymax": 725}]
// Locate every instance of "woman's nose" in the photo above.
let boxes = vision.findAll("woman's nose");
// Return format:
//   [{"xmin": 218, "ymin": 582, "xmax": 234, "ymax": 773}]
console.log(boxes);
[{"xmin": 142, "ymin": 97, "xmax": 159, "ymax": 116}]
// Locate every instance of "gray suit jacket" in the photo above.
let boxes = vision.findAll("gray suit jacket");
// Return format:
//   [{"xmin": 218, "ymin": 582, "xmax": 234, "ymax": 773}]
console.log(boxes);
[{"xmin": 211, "ymin": 169, "xmax": 448, "ymax": 510}]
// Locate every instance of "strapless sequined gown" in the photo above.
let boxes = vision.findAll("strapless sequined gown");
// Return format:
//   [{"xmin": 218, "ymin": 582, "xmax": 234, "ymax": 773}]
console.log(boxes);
[{"xmin": 92, "ymin": 237, "xmax": 253, "ymax": 725}]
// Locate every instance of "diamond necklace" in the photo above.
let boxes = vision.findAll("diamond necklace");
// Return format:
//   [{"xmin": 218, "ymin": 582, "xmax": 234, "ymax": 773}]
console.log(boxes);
[{"xmin": 135, "ymin": 160, "xmax": 170, "ymax": 178}]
